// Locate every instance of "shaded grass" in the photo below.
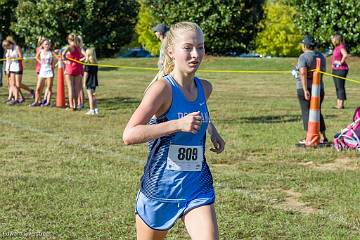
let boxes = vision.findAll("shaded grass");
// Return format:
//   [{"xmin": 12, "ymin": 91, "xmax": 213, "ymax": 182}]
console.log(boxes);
[{"xmin": 0, "ymin": 56, "xmax": 360, "ymax": 239}]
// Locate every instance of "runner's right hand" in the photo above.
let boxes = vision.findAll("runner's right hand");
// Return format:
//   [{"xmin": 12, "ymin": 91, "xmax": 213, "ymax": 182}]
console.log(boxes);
[{"xmin": 177, "ymin": 111, "xmax": 202, "ymax": 134}]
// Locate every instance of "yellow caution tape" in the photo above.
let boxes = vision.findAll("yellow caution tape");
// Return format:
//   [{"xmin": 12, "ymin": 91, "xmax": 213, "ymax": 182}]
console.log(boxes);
[
  {"xmin": 65, "ymin": 57, "xmax": 159, "ymax": 70},
  {"xmin": 1, "ymin": 56, "xmax": 360, "ymax": 83},
  {"xmin": 0, "ymin": 57, "xmax": 23, "ymax": 61},
  {"xmin": 199, "ymin": 69, "xmax": 290, "ymax": 73},
  {"xmin": 310, "ymin": 69, "xmax": 360, "ymax": 85}
]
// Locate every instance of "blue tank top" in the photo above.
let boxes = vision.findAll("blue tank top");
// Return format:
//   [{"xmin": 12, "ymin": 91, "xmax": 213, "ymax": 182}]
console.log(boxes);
[{"xmin": 140, "ymin": 75, "xmax": 214, "ymax": 202}]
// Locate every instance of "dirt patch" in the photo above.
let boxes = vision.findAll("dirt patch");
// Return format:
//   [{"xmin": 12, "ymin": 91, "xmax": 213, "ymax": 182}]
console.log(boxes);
[
  {"xmin": 299, "ymin": 158, "xmax": 359, "ymax": 171},
  {"xmin": 274, "ymin": 189, "xmax": 318, "ymax": 214}
]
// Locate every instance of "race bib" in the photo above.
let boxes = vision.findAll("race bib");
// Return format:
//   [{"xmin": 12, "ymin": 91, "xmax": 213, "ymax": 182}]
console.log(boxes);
[{"xmin": 166, "ymin": 145, "xmax": 203, "ymax": 171}]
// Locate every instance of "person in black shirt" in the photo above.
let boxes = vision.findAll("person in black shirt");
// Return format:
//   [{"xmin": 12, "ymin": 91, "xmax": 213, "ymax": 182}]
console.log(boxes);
[
  {"xmin": 296, "ymin": 35, "xmax": 328, "ymax": 145},
  {"xmin": 83, "ymin": 48, "xmax": 98, "ymax": 115}
]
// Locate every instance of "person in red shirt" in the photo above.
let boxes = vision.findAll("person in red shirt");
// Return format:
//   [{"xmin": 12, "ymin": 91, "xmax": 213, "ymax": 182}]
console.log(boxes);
[{"xmin": 62, "ymin": 33, "xmax": 84, "ymax": 111}]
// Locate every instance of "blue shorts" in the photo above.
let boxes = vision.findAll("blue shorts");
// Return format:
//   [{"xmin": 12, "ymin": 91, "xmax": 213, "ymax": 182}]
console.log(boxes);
[{"xmin": 135, "ymin": 190, "xmax": 215, "ymax": 231}]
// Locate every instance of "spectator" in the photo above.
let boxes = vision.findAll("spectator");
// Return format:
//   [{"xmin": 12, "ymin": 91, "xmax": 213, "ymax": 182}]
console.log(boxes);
[
  {"xmin": 331, "ymin": 33, "xmax": 349, "ymax": 109},
  {"xmin": 152, "ymin": 23, "xmax": 169, "ymax": 69},
  {"xmin": 62, "ymin": 33, "xmax": 84, "ymax": 111},
  {"xmin": 31, "ymin": 38, "xmax": 55, "ymax": 107},
  {"xmin": 83, "ymin": 48, "xmax": 99, "ymax": 115},
  {"xmin": 3, "ymin": 36, "xmax": 34, "ymax": 105},
  {"xmin": 296, "ymin": 35, "xmax": 328, "ymax": 145}
]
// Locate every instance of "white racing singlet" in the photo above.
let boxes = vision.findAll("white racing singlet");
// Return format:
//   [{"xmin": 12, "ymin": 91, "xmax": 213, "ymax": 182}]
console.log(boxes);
[{"xmin": 39, "ymin": 50, "xmax": 53, "ymax": 78}]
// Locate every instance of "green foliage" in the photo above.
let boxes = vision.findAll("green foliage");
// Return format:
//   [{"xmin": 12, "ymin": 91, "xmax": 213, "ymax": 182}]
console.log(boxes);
[
  {"xmin": 13, "ymin": 0, "xmax": 139, "ymax": 57},
  {"xmin": 81, "ymin": 0, "xmax": 140, "ymax": 57},
  {"xmin": 256, "ymin": 2, "xmax": 302, "ymax": 57},
  {"xmin": 142, "ymin": 0, "xmax": 265, "ymax": 55},
  {"xmin": 291, "ymin": 0, "xmax": 360, "ymax": 54},
  {"xmin": 14, "ymin": 0, "xmax": 84, "ymax": 48},
  {"xmin": 135, "ymin": 3, "xmax": 160, "ymax": 55},
  {"xmin": 0, "ymin": 0, "xmax": 19, "ymax": 40}
]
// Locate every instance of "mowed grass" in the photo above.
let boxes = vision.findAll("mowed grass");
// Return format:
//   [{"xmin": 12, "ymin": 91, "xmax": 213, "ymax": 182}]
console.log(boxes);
[{"xmin": 1, "ymin": 56, "xmax": 360, "ymax": 239}]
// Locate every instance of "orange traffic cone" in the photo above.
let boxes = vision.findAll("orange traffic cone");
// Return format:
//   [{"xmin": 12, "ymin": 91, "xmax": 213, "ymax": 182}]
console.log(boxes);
[
  {"xmin": 305, "ymin": 57, "xmax": 321, "ymax": 147},
  {"xmin": 56, "ymin": 56, "xmax": 65, "ymax": 108}
]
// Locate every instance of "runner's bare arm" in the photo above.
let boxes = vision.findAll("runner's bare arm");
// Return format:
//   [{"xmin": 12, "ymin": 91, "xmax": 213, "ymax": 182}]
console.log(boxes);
[
  {"xmin": 123, "ymin": 80, "xmax": 202, "ymax": 145},
  {"xmin": 35, "ymin": 50, "xmax": 41, "ymax": 64},
  {"xmin": 208, "ymin": 122, "xmax": 225, "ymax": 153},
  {"xmin": 16, "ymin": 46, "xmax": 23, "ymax": 59},
  {"xmin": 62, "ymin": 46, "xmax": 71, "ymax": 65},
  {"xmin": 300, "ymin": 67, "xmax": 310, "ymax": 100},
  {"xmin": 340, "ymin": 48, "xmax": 348, "ymax": 64},
  {"xmin": 202, "ymin": 79, "xmax": 225, "ymax": 153}
]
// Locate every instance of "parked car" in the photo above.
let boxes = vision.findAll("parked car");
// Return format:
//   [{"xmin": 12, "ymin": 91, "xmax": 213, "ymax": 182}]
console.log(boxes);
[
  {"xmin": 239, "ymin": 52, "xmax": 261, "ymax": 58},
  {"xmin": 119, "ymin": 48, "xmax": 152, "ymax": 58},
  {"xmin": 225, "ymin": 50, "xmax": 240, "ymax": 56},
  {"xmin": 224, "ymin": 51, "xmax": 262, "ymax": 58}
]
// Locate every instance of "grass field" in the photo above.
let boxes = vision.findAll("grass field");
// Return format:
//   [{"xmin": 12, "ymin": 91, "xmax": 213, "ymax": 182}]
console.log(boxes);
[{"xmin": 1, "ymin": 56, "xmax": 360, "ymax": 239}]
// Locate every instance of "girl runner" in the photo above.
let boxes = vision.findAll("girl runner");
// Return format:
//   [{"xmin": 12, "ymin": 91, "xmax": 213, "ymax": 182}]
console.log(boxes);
[{"xmin": 123, "ymin": 22, "xmax": 225, "ymax": 240}]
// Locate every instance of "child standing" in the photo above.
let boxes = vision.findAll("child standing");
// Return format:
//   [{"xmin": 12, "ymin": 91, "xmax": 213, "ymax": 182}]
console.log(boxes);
[
  {"xmin": 3, "ymin": 36, "xmax": 24, "ymax": 105},
  {"xmin": 3, "ymin": 36, "xmax": 34, "ymax": 105},
  {"xmin": 83, "ymin": 48, "xmax": 99, "ymax": 115},
  {"xmin": 123, "ymin": 22, "xmax": 225, "ymax": 240},
  {"xmin": 62, "ymin": 33, "xmax": 83, "ymax": 111},
  {"xmin": 31, "ymin": 39, "xmax": 54, "ymax": 106}
]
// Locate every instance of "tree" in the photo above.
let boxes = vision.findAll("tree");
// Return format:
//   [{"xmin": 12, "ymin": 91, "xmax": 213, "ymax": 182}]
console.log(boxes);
[
  {"xmin": 135, "ymin": 2, "xmax": 159, "ymax": 55},
  {"xmin": 291, "ymin": 0, "xmax": 360, "ymax": 54},
  {"xmin": 13, "ymin": 0, "xmax": 82, "ymax": 50},
  {"xmin": 142, "ymin": 0, "xmax": 265, "ymax": 55},
  {"xmin": 255, "ymin": 1, "xmax": 302, "ymax": 57},
  {"xmin": 82, "ymin": 0, "xmax": 140, "ymax": 57},
  {"xmin": 13, "ymin": 0, "xmax": 139, "ymax": 57},
  {"xmin": 0, "ymin": 0, "xmax": 19, "ymax": 40}
]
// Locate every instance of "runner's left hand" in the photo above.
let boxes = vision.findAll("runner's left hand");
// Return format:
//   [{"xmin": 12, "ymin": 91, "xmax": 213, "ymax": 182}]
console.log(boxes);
[{"xmin": 210, "ymin": 133, "xmax": 225, "ymax": 154}]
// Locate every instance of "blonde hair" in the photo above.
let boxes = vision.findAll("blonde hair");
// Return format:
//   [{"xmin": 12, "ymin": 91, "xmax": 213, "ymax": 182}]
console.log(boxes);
[
  {"xmin": 5, "ymin": 36, "xmax": 16, "ymax": 45},
  {"xmin": 41, "ymin": 38, "xmax": 51, "ymax": 48},
  {"xmin": 145, "ymin": 22, "xmax": 203, "ymax": 92},
  {"xmin": 85, "ymin": 48, "xmax": 97, "ymax": 64},
  {"xmin": 2, "ymin": 36, "xmax": 15, "ymax": 49},
  {"xmin": 37, "ymin": 36, "xmax": 45, "ymax": 47},
  {"xmin": 77, "ymin": 35, "xmax": 84, "ymax": 49},
  {"xmin": 67, "ymin": 33, "xmax": 79, "ymax": 46},
  {"xmin": 332, "ymin": 34, "xmax": 343, "ymax": 46},
  {"xmin": 2, "ymin": 40, "xmax": 9, "ymax": 49}
]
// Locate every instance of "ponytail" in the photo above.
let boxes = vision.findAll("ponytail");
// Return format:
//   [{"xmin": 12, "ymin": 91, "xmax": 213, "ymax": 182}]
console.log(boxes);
[{"xmin": 145, "ymin": 36, "xmax": 174, "ymax": 92}]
